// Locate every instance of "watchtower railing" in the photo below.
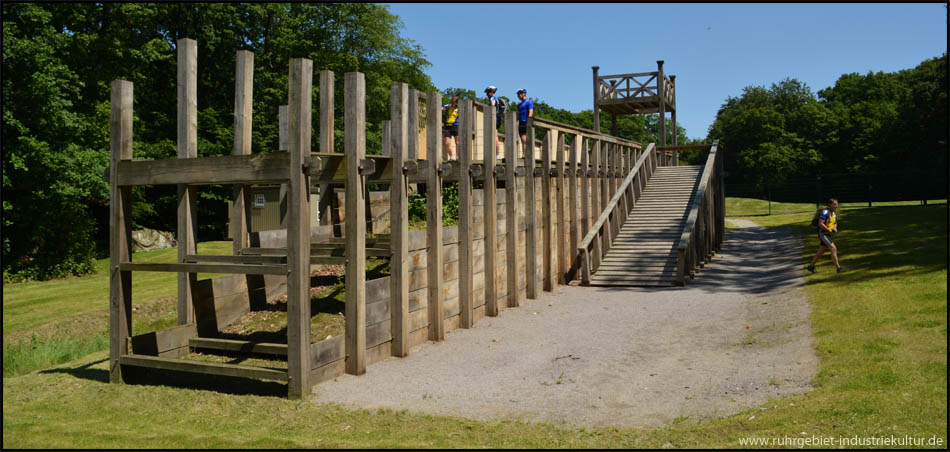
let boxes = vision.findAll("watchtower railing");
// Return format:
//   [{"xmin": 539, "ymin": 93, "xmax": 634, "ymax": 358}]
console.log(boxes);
[
  {"xmin": 596, "ymin": 72, "xmax": 675, "ymax": 107},
  {"xmin": 675, "ymin": 141, "xmax": 724, "ymax": 285},
  {"xmin": 578, "ymin": 142, "xmax": 660, "ymax": 285}
]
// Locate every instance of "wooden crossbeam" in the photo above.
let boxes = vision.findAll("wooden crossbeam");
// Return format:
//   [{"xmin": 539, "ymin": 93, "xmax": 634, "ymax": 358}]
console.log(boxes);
[{"xmin": 119, "ymin": 354, "xmax": 288, "ymax": 382}]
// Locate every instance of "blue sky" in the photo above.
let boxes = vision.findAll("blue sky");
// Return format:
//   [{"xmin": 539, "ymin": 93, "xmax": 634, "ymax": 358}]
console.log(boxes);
[{"xmin": 385, "ymin": 3, "xmax": 947, "ymax": 140}]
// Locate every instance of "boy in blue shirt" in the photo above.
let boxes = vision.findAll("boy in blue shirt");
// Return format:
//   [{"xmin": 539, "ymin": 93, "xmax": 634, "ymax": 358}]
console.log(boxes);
[{"xmin": 516, "ymin": 88, "xmax": 533, "ymax": 157}]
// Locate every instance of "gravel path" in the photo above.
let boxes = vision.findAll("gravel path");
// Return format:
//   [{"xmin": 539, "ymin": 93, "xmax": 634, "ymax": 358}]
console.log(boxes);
[{"xmin": 311, "ymin": 221, "xmax": 818, "ymax": 429}]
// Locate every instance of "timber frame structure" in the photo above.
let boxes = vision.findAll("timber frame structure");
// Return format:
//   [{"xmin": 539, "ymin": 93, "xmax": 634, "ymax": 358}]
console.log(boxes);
[
  {"xmin": 109, "ymin": 40, "xmax": 722, "ymax": 399},
  {"xmin": 592, "ymin": 60, "xmax": 679, "ymax": 162}
]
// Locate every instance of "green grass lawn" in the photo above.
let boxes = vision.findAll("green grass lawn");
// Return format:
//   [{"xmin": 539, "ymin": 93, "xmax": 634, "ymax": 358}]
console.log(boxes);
[{"xmin": 3, "ymin": 203, "xmax": 946, "ymax": 448}]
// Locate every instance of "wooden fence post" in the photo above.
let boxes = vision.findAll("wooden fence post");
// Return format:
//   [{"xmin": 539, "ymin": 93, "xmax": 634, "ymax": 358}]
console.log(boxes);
[
  {"xmin": 287, "ymin": 57, "xmax": 313, "ymax": 398},
  {"xmin": 176, "ymin": 38, "xmax": 198, "ymax": 326},
  {"xmin": 344, "ymin": 71, "xmax": 367, "ymax": 376},
  {"xmin": 568, "ymin": 135, "xmax": 579, "ymax": 280},
  {"xmin": 542, "ymin": 129, "xmax": 555, "ymax": 291},
  {"xmin": 483, "ymin": 104, "xmax": 498, "ymax": 316},
  {"xmin": 232, "ymin": 50, "xmax": 253, "ymax": 255},
  {"xmin": 318, "ymin": 70, "xmax": 336, "ymax": 229},
  {"xmin": 524, "ymin": 119, "xmax": 538, "ymax": 298},
  {"xmin": 504, "ymin": 109, "xmax": 520, "ymax": 307},
  {"xmin": 555, "ymin": 132, "xmax": 567, "ymax": 285},
  {"xmin": 109, "ymin": 80, "xmax": 133, "ymax": 383},
  {"xmin": 458, "ymin": 100, "xmax": 474, "ymax": 327},
  {"xmin": 590, "ymin": 139, "xmax": 602, "ymax": 272},
  {"xmin": 427, "ymin": 91, "xmax": 445, "ymax": 339},
  {"xmin": 390, "ymin": 83, "xmax": 410, "ymax": 356}
]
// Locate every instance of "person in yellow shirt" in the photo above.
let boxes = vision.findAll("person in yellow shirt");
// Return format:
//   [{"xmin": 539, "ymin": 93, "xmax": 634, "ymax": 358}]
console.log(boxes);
[
  {"xmin": 442, "ymin": 96, "xmax": 460, "ymax": 160},
  {"xmin": 807, "ymin": 198, "xmax": 844, "ymax": 273}
]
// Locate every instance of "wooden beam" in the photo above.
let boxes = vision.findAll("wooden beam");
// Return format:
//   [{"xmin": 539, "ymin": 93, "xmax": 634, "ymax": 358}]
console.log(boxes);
[
  {"xmin": 109, "ymin": 80, "xmax": 134, "ymax": 383},
  {"xmin": 589, "ymin": 139, "xmax": 602, "ymax": 272},
  {"xmin": 117, "ymin": 153, "xmax": 290, "ymax": 186},
  {"xmin": 568, "ymin": 135, "xmax": 580, "ymax": 281},
  {"xmin": 120, "ymin": 354, "xmax": 288, "ymax": 382},
  {"xmin": 177, "ymin": 38, "xmax": 198, "ymax": 327},
  {"xmin": 426, "ymin": 91, "xmax": 445, "ymax": 338},
  {"xmin": 232, "ymin": 50, "xmax": 253, "ymax": 255},
  {"xmin": 482, "ymin": 100, "xmax": 498, "ymax": 316},
  {"xmin": 579, "ymin": 137, "xmax": 591, "ymax": 284},
  {"xmin": 189, "ymin": 337, "xmax": 287, "ymax": 356},
  {"xmin": 344, "ymin": 71, "xmax": 367, "ymax": 376},
  {"xmin": 504, "ymin": 109, "xmax": 520, "ymax": 307},
  {"xmin": 318, "ymin": 70, "xmax": 335, "ymax": 227},
  {"xmin": 390, "ymin": 83, "xmax": 410, "ymax": 356},
  {"xmin": 286, "ymin": 57, "xmax": 313, "ymax": 399},
  {"xmin": 524, "ymin": 118, "xmax": 538, "ymax": 298},
  {"xmin": 458, "ymin": 99, "xmax": 474, "ymax": 326},
  {"xmin": 541, "ymin": 129, "xmax": 554, "ymax": 291},
  {"xmin": 556, "ymin": 133, "xmax": 568, "ymax": 284}
]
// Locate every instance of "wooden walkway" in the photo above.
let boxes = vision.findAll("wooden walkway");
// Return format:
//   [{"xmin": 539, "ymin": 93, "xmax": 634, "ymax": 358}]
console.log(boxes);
[{"xmin": 590, "ymin": 165, "xmax": 702, "ymax": 286}]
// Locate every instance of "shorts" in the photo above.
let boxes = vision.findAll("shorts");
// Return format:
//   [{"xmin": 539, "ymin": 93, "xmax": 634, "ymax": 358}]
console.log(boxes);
[
  {"xmin": 518, "ymin": 122, "xmax": 527, "ymax": 135},
  {"xmin": 443, "ymin": 124, "xmax": 459, "ymax": 138},
  {"xmin": 495, "ymin": 116, "xmax": 502, "ymax": 130},
  {"xmin": 818, "ymin": 231, "xmax": 834, "ymax": 247}
]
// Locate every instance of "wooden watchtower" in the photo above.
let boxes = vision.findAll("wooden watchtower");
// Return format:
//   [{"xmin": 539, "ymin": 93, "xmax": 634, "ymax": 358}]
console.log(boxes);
[{"xmin": 592, "ymin": 60, "xmax": 678, "ymax": 162}]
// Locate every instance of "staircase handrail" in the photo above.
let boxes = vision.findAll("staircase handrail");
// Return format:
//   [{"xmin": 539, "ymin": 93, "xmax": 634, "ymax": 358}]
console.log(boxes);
[
  {"xmin": 578, "ymin": 142, "xmax": 657, "ymax": 285},
  {"xmin": 675, "ymin": 140, "xmax": 724, "ymax": 285}
]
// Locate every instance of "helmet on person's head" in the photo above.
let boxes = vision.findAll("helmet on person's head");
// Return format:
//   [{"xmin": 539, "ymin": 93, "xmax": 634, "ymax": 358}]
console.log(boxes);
[
  {"xmin": 517, "ymin": 88, "xmax": 527, "ymax": 95},
  {"xmin": 485, "ymin": 85, "xmax": 496, "ymax": 93}
]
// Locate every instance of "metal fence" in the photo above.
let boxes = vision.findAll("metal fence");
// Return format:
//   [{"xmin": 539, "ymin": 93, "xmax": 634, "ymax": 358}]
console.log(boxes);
[{"xmin": 725, "ymin": 169, "xmax": 948, "ymax": 215}]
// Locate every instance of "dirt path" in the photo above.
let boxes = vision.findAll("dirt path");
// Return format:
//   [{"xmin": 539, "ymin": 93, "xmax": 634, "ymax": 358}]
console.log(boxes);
[{"xmin": 311, "ymin": 221, "xmax": 818, "ymax": 429}]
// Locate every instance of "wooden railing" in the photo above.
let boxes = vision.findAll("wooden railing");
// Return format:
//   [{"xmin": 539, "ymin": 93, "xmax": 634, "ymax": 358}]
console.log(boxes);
[
  {"xmin": 577, "ymin": 142, "xmax": 660, "ymax": 285},
  {"xmin": 675, "ymin": 141, "xmax": 724, "ymax": 285},
  {"xmin": 596, "ymin": 71, "xmax": 674, "ymax": 105}
]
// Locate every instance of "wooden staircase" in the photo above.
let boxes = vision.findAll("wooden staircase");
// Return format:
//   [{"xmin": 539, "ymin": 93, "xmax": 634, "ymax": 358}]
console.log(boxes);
[{"xmin": 590, "ymin": 165, "xmax": 703, "ymax": 286}]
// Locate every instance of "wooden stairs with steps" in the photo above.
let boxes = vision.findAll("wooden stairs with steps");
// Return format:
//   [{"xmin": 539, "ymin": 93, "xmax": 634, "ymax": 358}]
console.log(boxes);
[{"xmin": 590, "ymin": 165, "xmax": 703, "ymax": 286}]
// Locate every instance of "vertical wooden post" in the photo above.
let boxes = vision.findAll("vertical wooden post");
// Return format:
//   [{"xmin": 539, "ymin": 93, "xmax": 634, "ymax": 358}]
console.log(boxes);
[
  {"xmin": 344, "ymin": 71, "xmax": 367, "ymax": 376},
  {"xmin": 318, "ymin": 70, "xmax": 335, "ymax": 227},
  {"xmin": 109, "ymin": 80, "xmax": 133, "ymax": 383},
  {"xmin": 279, "ymin": 105, "xmax": 289, "ymax": 229},
  {"xmin": 555, "ymin": 132, "xmax": 567, "ymax": 284},
  {"xmin": 541, "ymin": 129, "xmax": 555, "ymax": 291},
  {"xmin": 568, "ymin": 135, "xmax": 579, "ymax": 280},
  {"xmin": 232, "ymin": 50, "xmax": 253, "ymax": 255},
  {"xmin": 176, "ymin": 38, "xmax": 197, "ymax": 326},
  {"xmin": 390, "ymin": 83, "xmax": 410, "ymax": 356},
  {"xmin": 287, "ymin": 58, "xmax": 313, "ymax": 398},
  {"xmin": 381, "ymin": 120, "xmax": 392, "ymax": 156},
  {"xmin": 599, "ymin": 139, "xmax": 611, "ymax": 259},
  {"xmin": 608, "ymin": 143, "xmax": 618, "ymax": 240},
  {"xmin": 590, "ymin": 139, "xmax": 602, "ymax": 272},
  {"xmin": 483, "ymin": 101, "xmax": 498, "ymax": 316},
  {"xmin": 426, "ymin": 91, "xmax": 445, "ymax": 338},
  {"xmin": 592, "ymin": 66, "xmax": 601, "ymax": 133},
  {"xmin": 504, "ymin": 109, "xmax": 520, "ymax": 307},
  {"xmin": 524, "ymin": 118, "xmax": 538, "ymax": 299},
  {"xmin": 580, "ymin": 137, "xmax": 590, "ymax": 252},
  {"xmin": 657, "ymin": 60, "xmax": 666, "ymax": 148},
  {"xmin": 408, "ymin": 89, "xmax": 419, "ymax": 160},
  {"xmin": 670, "ymin": 74, "xmax": 678, "ymax": 165},
  {"xmin": 458, "ymin": 99, "xmax": 474, "ymax": 327}
]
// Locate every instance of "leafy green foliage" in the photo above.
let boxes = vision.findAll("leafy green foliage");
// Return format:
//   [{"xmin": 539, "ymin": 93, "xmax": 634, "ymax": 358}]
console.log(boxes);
[
  {"xmin": 2, "ymin": 3, "xmax": 436, "ymax": 280},
  {"xmin": 708, "ymin": 55, "xmax": 948, "ymax": 193}
]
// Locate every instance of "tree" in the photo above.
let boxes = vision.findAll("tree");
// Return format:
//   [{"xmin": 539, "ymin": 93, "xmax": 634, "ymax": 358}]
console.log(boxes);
[{"xmin": 2, "ymin": 3, "xmax": 436, "ymax": 280}]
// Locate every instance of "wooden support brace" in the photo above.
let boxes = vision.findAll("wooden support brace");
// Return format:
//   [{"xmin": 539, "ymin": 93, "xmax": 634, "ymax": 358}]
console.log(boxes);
[
  {"xmin": 458, "ymin": 99, "xmax": 475, "ymax": 326},
  {"xmin": 504, "ymin": 109, "xmax": 520, "ymax": 307}
]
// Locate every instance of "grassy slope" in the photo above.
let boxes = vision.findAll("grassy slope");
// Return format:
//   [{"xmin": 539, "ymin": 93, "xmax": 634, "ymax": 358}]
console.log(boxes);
[{"xmin": 2, "ymin": 202, "xmax": 946, "ymax": 448}]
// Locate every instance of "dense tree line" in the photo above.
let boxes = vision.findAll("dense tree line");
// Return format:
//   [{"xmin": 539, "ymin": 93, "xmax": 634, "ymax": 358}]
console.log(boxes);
[
  {"xmin": 707, "ymin": 55, "xmax": 948, "ymax": 189},
  {"xmin": 2, "ymin": 3, "xmax": 435, "ymax": 280}
]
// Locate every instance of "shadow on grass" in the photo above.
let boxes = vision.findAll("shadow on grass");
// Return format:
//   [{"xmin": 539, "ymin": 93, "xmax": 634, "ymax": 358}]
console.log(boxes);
[
  {"xmin": 40, "ymin": 357, "xmax": 110, "ymax": 382},
  {"xmin": 124, "ymin": 366, "xmax": 288, "ymax": 397}
]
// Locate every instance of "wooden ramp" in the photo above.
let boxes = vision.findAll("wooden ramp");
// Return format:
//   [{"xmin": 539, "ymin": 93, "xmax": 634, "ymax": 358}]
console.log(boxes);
[{"xmin": 591, "ymin": 165, "xmax": 702, "ymax": 286}]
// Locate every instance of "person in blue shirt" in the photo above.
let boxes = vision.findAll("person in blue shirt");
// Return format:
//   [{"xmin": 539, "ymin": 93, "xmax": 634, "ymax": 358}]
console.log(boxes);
[
  {"xmin": 807, "ymin": 198, "xmax": 844, "ymax": 273},
  {"xmin": 516, "ymin": 88, "xmax": 533, "ymax": 157},
  {"xmin": 485, "ymin": 86, "xmax": 502, "ymax": 159}
]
